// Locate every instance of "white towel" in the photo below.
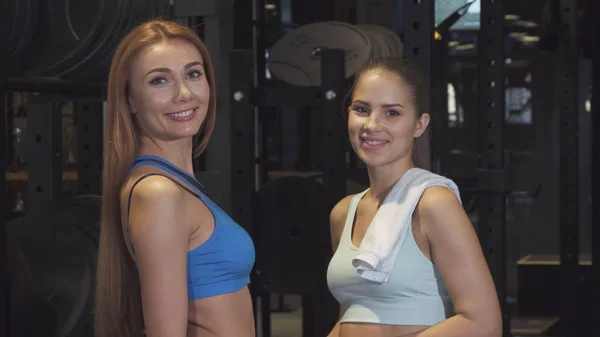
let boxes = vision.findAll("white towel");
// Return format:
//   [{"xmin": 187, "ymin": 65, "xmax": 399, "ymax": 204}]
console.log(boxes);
[{"xmin": 351, "ymin": 168, "xmax": 461, "ymax": 283}]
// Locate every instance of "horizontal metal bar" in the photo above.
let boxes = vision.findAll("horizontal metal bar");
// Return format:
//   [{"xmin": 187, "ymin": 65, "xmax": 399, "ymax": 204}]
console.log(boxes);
[
  {"xmin": 5, "ymin": 77, "xmax": 105, "ymax": 98},
  {"xmin": 174, "ymin": 0, "xmax": 216, "ymax": 17},
  {"xmin": 253, "ymin": 85, "xmax": 323, "ymax": 107}
]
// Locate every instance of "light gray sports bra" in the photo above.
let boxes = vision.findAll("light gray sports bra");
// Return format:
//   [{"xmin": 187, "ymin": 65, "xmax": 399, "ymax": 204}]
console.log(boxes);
[{"xmin": 326, "ymin": 190, "xmax": 455, "ymax": 326}]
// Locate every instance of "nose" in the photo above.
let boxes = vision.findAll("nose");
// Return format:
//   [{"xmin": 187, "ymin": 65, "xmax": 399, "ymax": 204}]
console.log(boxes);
[
  {"xmin": 363, "ymin": 112, "xmax": 381, "ymax": 131},
  {"xmin": 175, "ymin": 80, "xmax": 192, "ymax": 102}
]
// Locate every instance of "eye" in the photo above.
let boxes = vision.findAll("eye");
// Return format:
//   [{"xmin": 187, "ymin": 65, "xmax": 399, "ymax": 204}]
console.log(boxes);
[
  {"xmin": 386, "ymin": 110, "xmax": 400, "ymax": 116},
  {"xmin": 187, "ymin": 70, "xmax": 203, "ymax": 78},
  {"xmin": 352, "ymin": 105, "xmax": 368, "ymax": 114},
  {"xmin": 149, "ymin": 77, "xmax": 167, "ymax": 85}
]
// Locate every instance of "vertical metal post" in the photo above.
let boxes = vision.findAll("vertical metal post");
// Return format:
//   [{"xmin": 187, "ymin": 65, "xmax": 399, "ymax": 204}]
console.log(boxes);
[
  {"xmin": 0, "ymin": 86, "xmax": 8, "ymax": 337},
  {"xmin": 74, "ymin": 101, "xmax": 103, "ymax": 195},
  {"xmin": 229, "ymin": 50, "xmax": 263, "ymax": 336},
  {"xmin": 402, "ymin": 0, "xmax": 434, "ymax": 171},
  {"xmin": 308, "ymin": 48, "xmax": 346, "ymax": 337},
  {"xmin": 26, "ymin": 96, "xmax": 63, "ymax": 211},
  {"xmin": 229, "ymin": 50, "xmax": 256, "ymax": 238},
  {"xmin": 430, "ymin": 36, "xmax": 447, "ymax": 174},
  {"xmin": 478, "ymin": 1, "xmax": 508, "ymax": 336},
  {"xmin": 591, "ymin": 0, "xmax": 600, "ymax": 333},
  {"xmin": 402, "ymin": 0, "xmax": 433, "ymax": 110},
  {"xmin": 279, "ymin": 106, "xmax": 298, "ymax": 170},
  {"xmin": 321, "ymin": 49, "xmax": 347, "ymax": 220},
  {"xmin": 557, "ymin": 0, "xmax": 581, "ymax": 335},
  {"xmin": 175, "ymin": 0, "xmax": 234, "ymax": 212}
]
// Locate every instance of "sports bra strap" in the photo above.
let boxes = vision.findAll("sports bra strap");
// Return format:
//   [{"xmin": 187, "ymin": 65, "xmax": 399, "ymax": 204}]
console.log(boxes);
[
  {"xmin": 132, "ymin": 155, "xmax": 205, "ymax": 192},
  {"xmin": 125, "ymin": 172, "xmax": 202, "ymax": 258}
]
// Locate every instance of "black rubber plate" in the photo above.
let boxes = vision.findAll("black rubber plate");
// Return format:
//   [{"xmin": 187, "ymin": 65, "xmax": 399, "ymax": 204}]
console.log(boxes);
[{"xmin": 26, "ymin": 0, "xmax": 107, "ymax": 77}]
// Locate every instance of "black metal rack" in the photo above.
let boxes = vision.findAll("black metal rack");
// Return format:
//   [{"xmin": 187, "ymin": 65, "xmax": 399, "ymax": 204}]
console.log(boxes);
[
  {"xmin": 557, "ymin": 0, "xmax": 581, "ymax": 336},
  {"xmin": 592, "ymin": 0, "xmax": 600, "ymax": 335},
  {"xmin": 477, "ymin": 2, "xmax": 509, "ymax": 336},
  {"xmin": 230, "ymin": 48, "xmax": 347, "ymax": 337}
]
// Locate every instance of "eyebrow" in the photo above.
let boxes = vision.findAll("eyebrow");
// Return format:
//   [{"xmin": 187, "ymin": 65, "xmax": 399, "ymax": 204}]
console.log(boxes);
[
  {"xmin": 352, "ymin": 99, "xmax": 405, "ymax": 109},
  {"xmin": 144, "ymin": 61, "xmax": 203, "ymax": 77}
]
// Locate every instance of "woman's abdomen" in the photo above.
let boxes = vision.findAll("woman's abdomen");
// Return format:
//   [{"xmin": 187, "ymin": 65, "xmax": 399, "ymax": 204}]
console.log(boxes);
[{"xmin": 187, "ymin": 286, "xmax": 255, "ymax": 337}]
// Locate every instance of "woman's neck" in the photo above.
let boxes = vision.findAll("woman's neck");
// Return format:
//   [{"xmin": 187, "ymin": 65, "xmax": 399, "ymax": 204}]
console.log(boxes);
[
  {"xmin": 366, "ymin": 159, "xmax": 415, "ymax": 206},
  {"xmin": 137, "ymin": 136, "xmax": 195, "ymax": 175}
]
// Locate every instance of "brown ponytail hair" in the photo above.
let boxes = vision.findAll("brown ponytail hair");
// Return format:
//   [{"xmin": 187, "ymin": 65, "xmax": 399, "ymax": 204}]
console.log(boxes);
[
  {"xmin": 95, "ymin": 19, "xmax": 216, "ymax": 337},
  {"xmin": 344, "ymin": 57, "xmax": 431, "ymax": 170}
]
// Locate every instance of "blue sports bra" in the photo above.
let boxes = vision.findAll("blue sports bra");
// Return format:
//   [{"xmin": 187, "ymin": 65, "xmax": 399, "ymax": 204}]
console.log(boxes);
[{"xmin": 127, "ymin": 155, "xmax": 256, "ymax": 300}]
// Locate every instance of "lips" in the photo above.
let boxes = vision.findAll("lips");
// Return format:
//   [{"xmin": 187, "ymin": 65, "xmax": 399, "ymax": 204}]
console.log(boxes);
[
  {"xmin": 165, "ymin": 107, "xmax": 197, "ymax": 121},
  {"xmin": 360, "ymin": 136, "xmax": 388, "ymax": 151},
  {"xmin": 167, "ymin": 108, "xmax": 195, "ymax": 118}
]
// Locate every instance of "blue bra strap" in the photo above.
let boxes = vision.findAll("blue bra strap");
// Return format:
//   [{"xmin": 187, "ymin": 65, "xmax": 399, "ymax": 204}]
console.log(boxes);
[{"xmin": 131, "ymin": 155, "xmax": 205, "ymax": 193}]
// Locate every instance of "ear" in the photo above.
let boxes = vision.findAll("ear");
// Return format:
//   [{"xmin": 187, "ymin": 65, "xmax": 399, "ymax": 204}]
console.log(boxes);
[
  {"xmin": 414, "ymin": 113, "xmax": 430, "ymax": 138},
  {"xmin": 128, "ymin": 95, "xmax": 137, "ymax": 114}
]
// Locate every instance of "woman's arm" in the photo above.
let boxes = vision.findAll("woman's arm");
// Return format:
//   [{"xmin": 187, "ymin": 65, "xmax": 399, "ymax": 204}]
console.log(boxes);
[
  {"xmin": 326, "ymin": 195, "xmax": 354, "ymax": 337},
  {"xmin": 410, "ymin": 186, "xmax": 502, "ymax": 337},
  {"xmin": 128, "ymin": 175, "xmax": 190, "ymax": 337}
]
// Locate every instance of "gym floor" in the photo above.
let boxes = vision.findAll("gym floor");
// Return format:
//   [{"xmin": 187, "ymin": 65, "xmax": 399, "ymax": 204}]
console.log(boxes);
[{"xmin": 262, "ymin": 295, "xmax": 303, "ymax": 337}]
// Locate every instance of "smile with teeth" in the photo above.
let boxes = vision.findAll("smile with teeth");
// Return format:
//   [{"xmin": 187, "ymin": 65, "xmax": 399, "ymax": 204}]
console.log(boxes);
[
  {"xmin": 167, "ymin": 108, "xmax": 195, "ymax": 118},
  {"xmin": 360, "ymin": 137, "xmax": 388, "ymax": 151},
  {"xmin": 363, "ymin": 139, "xmax": 386, "ymax": 145}
]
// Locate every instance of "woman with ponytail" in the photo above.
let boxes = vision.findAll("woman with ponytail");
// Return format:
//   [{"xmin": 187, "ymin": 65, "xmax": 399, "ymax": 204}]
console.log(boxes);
[
  {"xmin": 95, "ymin": 19, "xmax": 255, "ymax": 337},
  {"xmin": 326, "ymin": 57, "xmax": 501, "ymax": 337}
]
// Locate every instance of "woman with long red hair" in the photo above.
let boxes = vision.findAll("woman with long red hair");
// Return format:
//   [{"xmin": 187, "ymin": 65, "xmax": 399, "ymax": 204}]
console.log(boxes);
[{"xmin": 95, "ymin": 19, "xmax": 256, "ymax": 337}]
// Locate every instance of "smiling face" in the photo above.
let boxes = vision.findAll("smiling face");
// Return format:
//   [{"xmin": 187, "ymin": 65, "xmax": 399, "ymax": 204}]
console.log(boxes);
[
  {"xmin": 347, "ymin": 68, "xmax": 429, "ymax": 169},
  {"xmin": 127, "ymin": 37, "xmax": 210, "ymax": 142}
]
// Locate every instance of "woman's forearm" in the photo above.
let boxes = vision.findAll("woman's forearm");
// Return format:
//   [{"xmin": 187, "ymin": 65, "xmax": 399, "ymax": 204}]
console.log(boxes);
[{"xmin": 401, "ymin": 314, "xmax": 501, "ymax": 337}]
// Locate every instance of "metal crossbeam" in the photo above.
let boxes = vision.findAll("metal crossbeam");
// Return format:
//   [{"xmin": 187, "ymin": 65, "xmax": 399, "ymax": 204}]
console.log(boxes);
[{"xmin": 477, "ymin": 1, "xmax": 508, "ymax": 336}]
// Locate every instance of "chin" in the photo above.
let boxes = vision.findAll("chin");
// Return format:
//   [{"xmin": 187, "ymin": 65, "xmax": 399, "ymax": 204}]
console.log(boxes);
[{"xmin": 355, "ymin": 151, "xmax": 388, "ymax": 168}]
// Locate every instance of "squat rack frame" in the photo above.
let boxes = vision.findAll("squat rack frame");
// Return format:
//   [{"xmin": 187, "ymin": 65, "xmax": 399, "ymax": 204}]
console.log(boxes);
[
  {"xmin": 592, "ymin": 0, "xmax": 600, "ymax": 334},
  {"xmin": 477, "ymin": 1, "xmax": 509, "ymax": 336},
  {"xmin": 229, "ymin": 48, "xmax": 347, "ymax": 337},
  {"xmin": 558, "ymin": 0, "xmax": 582, "ymax": 335}
]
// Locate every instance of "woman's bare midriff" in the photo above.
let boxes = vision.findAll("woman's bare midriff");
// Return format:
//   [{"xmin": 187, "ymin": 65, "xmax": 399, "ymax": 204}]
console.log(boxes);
[
  {"xmin": 186, "ymin": 286, "xmax": 255, "ymax": 337},
  {"xmin": 339, "ymin": 323, "xmax": 428, "ymax": 337}
]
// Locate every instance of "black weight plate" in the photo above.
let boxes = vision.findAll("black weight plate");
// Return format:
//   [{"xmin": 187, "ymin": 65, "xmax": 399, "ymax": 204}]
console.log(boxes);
[
  {"xmin": 7, "ymin": 0, "xmax": 25, "ymax": 55},
  {"xmin": 77, "ymin": 0, "xmax": 157, "ymax": 81},
  {"xmin": 8, "ymin": 0, "xmax": 45, "ymax": 75},
  {"xmin": 253, "ymin": 176, "xmax": 331, "ymax": 294},
  {"xmin": 6, "ymin": 242, "xmax": 55, "ymax": 337},
  {"xmin": 3, "ymin": 0, "xmax": 17, "ymax": 47},
  {"xmin": 26, "ymin": 0, "xmax": 107, "ymax": 77},
  {"xmin": 6, "ymin": 195, "xmax": 101, "ymax": 337},
  {"xmin": 58, "ymin": 0, "xmax": 128, "ymax": 80}
]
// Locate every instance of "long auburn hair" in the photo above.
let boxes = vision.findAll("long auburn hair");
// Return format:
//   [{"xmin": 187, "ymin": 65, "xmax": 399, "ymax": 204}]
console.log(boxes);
[
  {"xmin": 95, "ymin": 19, "xmax": 216, "ymax": 337},
  {"xmin": 344, "ymin": 57, "xmax": 431, "ymax": 170}
]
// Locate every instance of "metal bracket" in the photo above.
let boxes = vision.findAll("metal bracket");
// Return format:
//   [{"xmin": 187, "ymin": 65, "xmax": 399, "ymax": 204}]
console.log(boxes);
[{"xmin": 173, "ymin": 0, "xmax": 217, "ymax": 17}]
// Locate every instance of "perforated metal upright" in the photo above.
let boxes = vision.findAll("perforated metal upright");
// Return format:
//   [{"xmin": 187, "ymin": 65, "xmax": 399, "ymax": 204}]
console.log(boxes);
[
  {"xmin": 402, "ymin": 0, "xmax": 434, "ymax": 171},
  {"xmin": 26, "ymin": 96, "xmax": 63, "ymax": 211},
  {"xmin": 477, "ymin": 1, "xmax": 508, "ymax": 336},
  {"xmin": 0, "ymin": 80, "xmax": 8, "ymax": 337},
  {"xmin": 74, "ymin": 102, "xmax": 103, "ymax": 195},
  {"xmin": 592, "ymin": 0, "xmax": 600, "ymax": 334},
  {"xmin": 174, "ymin": 0, "xmax": 234, "ymax": 212},
  {"xmin": 402, "ymin": 1, "xmax": 433, "ymax": 109},
  {"xmin": 320, "ymin": 49, "xmax": 347, "ymax": 218},
  {"xmin": 557, "ymin": 0, "xmax": 581, "ymax": 335}
]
